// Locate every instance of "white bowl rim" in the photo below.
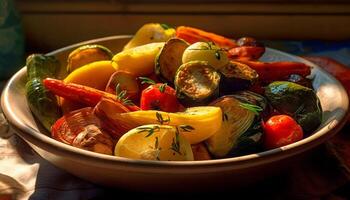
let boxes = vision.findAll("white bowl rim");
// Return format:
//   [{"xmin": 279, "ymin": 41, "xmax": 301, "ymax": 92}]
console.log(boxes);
[{"xmin": 1, "ymin": 35, "xmax": 349, "ymax": 171}]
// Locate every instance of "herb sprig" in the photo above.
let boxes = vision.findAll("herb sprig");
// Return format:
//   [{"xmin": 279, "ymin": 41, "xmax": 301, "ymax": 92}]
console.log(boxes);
[
  {"xmin": 156, "ymin": 112, "xmax": 170, "ymax": 125},
  {"xmin": 239, "ymin": 102, "xmax": 263, "ymax": 115},
  {"xmin": 170, "ymin": 127, "xmax": 182, "ymax": 155},
  {"xmin": 138, "ymin": 77, "xmax": 167, "ymax": 93},
  {"xmin": 115, "ymin": 84, "xmax": 134, "ymax": 105},
  {"xmin": 136, "ymin": 125, "xmax": 161, "ymax": 137}
]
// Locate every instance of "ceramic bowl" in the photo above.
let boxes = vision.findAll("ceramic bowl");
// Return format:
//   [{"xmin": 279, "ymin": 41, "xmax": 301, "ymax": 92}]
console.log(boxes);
[{"xmin": 1, "ymin": 36, "xmax": 349, "ymax": 192}]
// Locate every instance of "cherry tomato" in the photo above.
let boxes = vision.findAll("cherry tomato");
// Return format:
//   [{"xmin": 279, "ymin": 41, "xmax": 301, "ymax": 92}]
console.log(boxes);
[
  {"xmin": 263, "ymin": 115, "xmax": 303, "ymax": 149},
  {"xmin": 140, "ymin": 83, "xmax": 181, "ymax": 112}
]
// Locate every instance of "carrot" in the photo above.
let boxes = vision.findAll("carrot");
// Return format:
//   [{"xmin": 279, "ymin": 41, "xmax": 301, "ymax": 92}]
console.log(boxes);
[
  {"xmin": 43, "ymin": 78, "xmax": 140, "ymax": 111},
  {"xmin": 228, "ymin": 46, "xmax": 265, "ymax": 60},
  {"xmin": 235, "ymin": 59, "xmax": 311, "ymax": 82},
  {"xmin": 176, "ymin": 26, "xmax": 237, "ymax": 49}
]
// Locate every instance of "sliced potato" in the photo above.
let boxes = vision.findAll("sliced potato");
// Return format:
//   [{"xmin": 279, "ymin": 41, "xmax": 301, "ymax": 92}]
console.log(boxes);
[
  {"xmin": 182, "ymin": 42, "xmax": 229, "ymax": 70},
  {"xmin": 115, "ymin": 124, "xmax": 194, "ymax": 161},
  {"xmin": 112, "ymin": 42, "xmax": 164, "ymax": 77}
]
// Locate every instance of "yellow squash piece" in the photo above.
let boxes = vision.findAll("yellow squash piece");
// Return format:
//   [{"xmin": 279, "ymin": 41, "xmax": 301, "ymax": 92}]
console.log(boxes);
[
  {"xmin": 64, "ymin": 60, "xmax": 115, "ymax": 90},
  {"xmin": 67, "ymin": 44, "xmax": 113, "ymax": 73},
  {"xmin": 123, "ymin": 23, "xmax": 176, "ymax": 50},
  {"xmin": 110, "ymin": 106, "xmax": 222, "ymax": 144},
  {"xmin": 112, "ymin": 42, "xmax": 164, "ymax": 77},
  {"xmin": 115, "ymin": 124, "xmax": 194, "ymax": 161}
]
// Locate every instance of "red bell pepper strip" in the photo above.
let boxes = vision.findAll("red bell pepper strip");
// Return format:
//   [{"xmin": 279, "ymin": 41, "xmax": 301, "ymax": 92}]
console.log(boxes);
[{"xmin": 235, "ymin": 59, "xmax": 311, "ymax": 82}]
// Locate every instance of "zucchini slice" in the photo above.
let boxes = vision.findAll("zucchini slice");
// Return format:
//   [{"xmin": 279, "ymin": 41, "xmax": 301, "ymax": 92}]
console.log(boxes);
[
  {"xmin": 174, "ymin": 61, "xmax": 220, "ymax": 106},
  {"xmin": 206, "ymin": 95, "xmax": 264, "ymax": 158},
  {"xmin": 219, "ymin": 60, "xmax": 258, "ymax": 94},
  {"xmin": 155, "ymin": 38, "xmax": 189, "ymax": 83},
  {"xmin": 25, "ymin": 54, "xmax": 62, "ymax": 131}
]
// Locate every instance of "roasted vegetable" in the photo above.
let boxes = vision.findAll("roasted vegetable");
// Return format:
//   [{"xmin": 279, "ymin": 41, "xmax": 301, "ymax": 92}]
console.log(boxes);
[
  {"xmin": 123, "ymin": 23, "xmax": 176, "ymax": 50},
  {"xmin": 43, "ymin": 78, "xmax": 140, "ymax": 111},
  {"xmin": 263, "ymin": 114, "xmax": 303, "ymax": 149},
  {"xmin": 51, "ymin": 107, "xmax": 114, "ymax": 155},
  {"xmin": 235, "ymin": 59, "xmax": 311, "ymax": 83},
  {"xmin": 115, "ymin": 124, "xmax": 194, "ymax": 161},
  {"xmin": 66, "ymin": 44, "xmax": 113, "ymax": 72},
  {"xmin": 206, "ymin": 95, "xmax": 264, "ymax": 158},
  {"xmin": 25, "ymin": 54, "xmax": 61, "ymax": 131},
  {"xmin": 219, "ymin": 60, "xmax": 258, "ymax": 94},
  {"xmin": 105, "ymin": 70, "xmax": 139, "ymax": 102},
  {"xmin": 191, "ymin": 143, "xmax": 212, "ymax": 160},
  {"xmin": 182, "ymin": 42, "xmax": 229, "ymax": 70},
  {"xmin": 92, "ymin": 106, "xmax": 222, "ymax": 144},
  {"xmin": 139, "ymin": 77, "xmax": 181, "ymax": 112},
  {"xmin": 93, "ymin": 98, "xmax": 131, "ymax": 138},
  {"xmin": 228, "ymin": 37, "xmax": 265, "ymax": 60},
  {"xmin": 265, "ymin": 81, "xmax": 322, "ymax": 133},
  {"xmin": 176, "ymin": 26, "xmax": 236, "ymax": 49},
  {"xmin": 112, "ymin": 42, "xmax": 164, "ymax": 76},
  {"xmin": 174, "ymin": 61, "xmax": 220, "ymax": 106},
  {"xmin": 64, "ymin": 60, "xmax": 116, "ymax": 90},
  {"xmin": 155, "ymin": 38, "xmax": 189, "ymax": 83}
]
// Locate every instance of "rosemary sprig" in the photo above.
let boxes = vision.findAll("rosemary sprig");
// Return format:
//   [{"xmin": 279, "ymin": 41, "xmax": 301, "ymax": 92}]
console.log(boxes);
[
  {"xmin": 115, "ymin": 84, "xmax": 134, "ymax": 105},
  {"xmin": 170, "ymin": 127, "xmax": 182, "ymax": 155},
  {"xmin": 178, "ymin": 125, "xmax": 195, "ymax": 132},
  {"xmin": 239, "ymin": 102, "xmax": 263, "ymax": 115},
  {"xmin": 156, "ymin": 112, "xmax": 170, "ymax": 125},
  {"xmin": 139, "ymin": 77, "xmax": 156, "ymax": 85},
  {"xmin": 136, "ymin": 125, "xmax": 161, "ymax": 137},
  {"xmin": 154, "ymin": 136, "xmax": 161, "ymax": 160},
  {"xmin": 138, "ymin": 77, "xmax": 167, "ymax": 93}
]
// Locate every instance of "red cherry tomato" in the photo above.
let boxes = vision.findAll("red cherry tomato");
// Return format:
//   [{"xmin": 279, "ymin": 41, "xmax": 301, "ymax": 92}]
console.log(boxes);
[
  {"xmin": 263, "ymin": 115, "xmax": 303, "ymax": 149},
  {"xmin": 140, "ymin": 83, "xmax": 181, "ymax": 112}
]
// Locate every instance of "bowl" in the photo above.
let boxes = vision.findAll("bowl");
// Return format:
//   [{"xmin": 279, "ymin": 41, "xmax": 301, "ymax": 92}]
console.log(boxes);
[{"xmin": 1, "ymin": 35, "xmax": 349, "ymax": 192}]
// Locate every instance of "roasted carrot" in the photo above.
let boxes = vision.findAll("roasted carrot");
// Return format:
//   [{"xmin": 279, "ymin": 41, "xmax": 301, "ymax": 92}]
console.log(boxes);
[
  {"xmin": 235, "ymin": 59, "xmax": 311, "ymax": 82},
  {"xmin": 228, "ymin": 46, "xmax": 265, "ymax": 60},
  {"xmin": 43, "ymin": 78, "xmax": 140, "ymax": 111},
  {"xmin": 176, "ymin": 26, "xmax": 237, "ymax": 49}
]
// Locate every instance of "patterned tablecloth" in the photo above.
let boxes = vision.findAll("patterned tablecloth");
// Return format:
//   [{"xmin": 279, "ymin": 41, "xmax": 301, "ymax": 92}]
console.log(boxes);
[{"xmin": 0, "ymin": 41, "xmax": 350, "ymax": 200}]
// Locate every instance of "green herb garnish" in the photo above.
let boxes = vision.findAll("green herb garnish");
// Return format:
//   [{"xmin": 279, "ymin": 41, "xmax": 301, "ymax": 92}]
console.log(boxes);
[
  {"xmin": 170, "ymin": 127, "xmax": 182, "ymax": 155},
  {"xmin": 139, "ymin": 77, "xmax": 156, "ymax": 85},
  {"xmin": 136, "ymin": 125, "xmax": 161, "ymax": 137},
  {"xmin": 158, "ymin": 83, "xmax": 167, "ymax": 93},
  {"xmin": 115, "ymin": 84, "xmax": 134, "ymax": 105},
  {"xmin": 239, "ymin": 102, "xmax": 263, "ymax": 115},
  {"xmin": 178, "ymin": 125, "xmax": 195, "ymax": 132},
  {"xmin": 156, "ymin": 112, "xmax": 170, "ymax": 125}
]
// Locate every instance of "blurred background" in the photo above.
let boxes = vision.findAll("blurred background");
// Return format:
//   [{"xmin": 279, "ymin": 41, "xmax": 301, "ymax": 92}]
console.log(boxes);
[
  {"xmin": 15, "ymin": 0, "xmax": 350, "ymax": 49},
  {"xmin": 1, "ymin": 0, "xmax": 350, "ymax": 79}
]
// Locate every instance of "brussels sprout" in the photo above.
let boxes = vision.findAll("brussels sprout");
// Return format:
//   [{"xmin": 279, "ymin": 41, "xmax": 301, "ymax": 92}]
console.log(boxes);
[{"xmin": 265, "ymin": 81, "xmax": 322, "ymax": 133}]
